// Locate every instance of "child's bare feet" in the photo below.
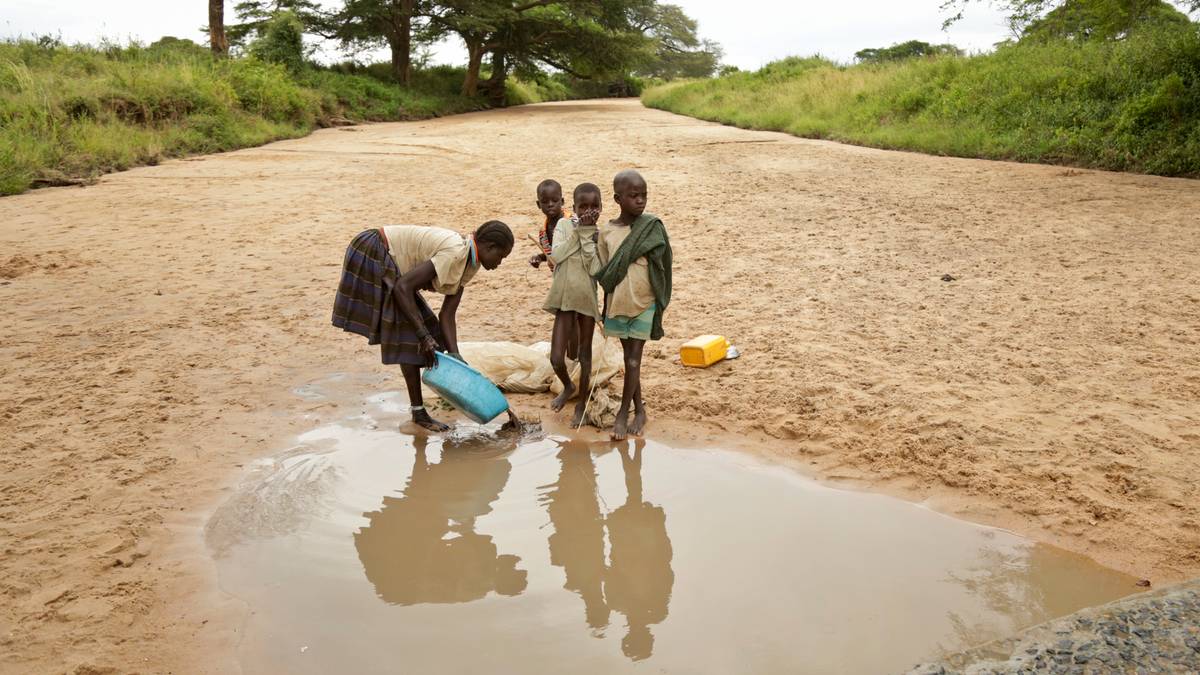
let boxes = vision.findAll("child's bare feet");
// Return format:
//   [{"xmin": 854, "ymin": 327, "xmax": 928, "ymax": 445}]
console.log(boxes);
[
  {"xmin": 611, "ymin": 410, "xmax": 629, "ymax": 440},
  {"xmin": 550, "ymin": 382, "xmax": 575, "ymax": 412},
  {"xmin": 571, "ymin": 397, "xmax": 589, "ymax": 428},
  {"xmin": 629, "ymin": 409, "xmax": 647, "ymax": 436},
  {"xmin": 412, "ymin": 408, "xmax": 449, "ymax": 432}
]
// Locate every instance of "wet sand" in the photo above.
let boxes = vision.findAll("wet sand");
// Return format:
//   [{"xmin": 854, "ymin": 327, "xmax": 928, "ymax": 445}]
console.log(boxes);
[
  {"xmin": 1, "ymin": 99, "xmax": 1198, "ymax": 672},
  {"xmin": 208, "ymin": 388, "xmax": 1135, "ymax": 674}
]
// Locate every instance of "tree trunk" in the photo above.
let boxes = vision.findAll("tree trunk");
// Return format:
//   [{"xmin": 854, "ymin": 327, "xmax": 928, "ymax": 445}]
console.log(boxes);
[
  {"xmin": 388, "ymin": 0, "xmax": 414, "ymax": 85},
  {"xmin": 209, "ymin": 0, "xmax": 229, "ymax": 56},
  {"xmin": 484, "ymin": 49, "xmax": 508, "ymax": 107},
  {"xmin": 462, "ymin": 41, "xmax": 485, "ymax": 97}
]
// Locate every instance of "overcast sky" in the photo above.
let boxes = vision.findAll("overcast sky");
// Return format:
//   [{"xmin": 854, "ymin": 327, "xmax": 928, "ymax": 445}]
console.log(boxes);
[{"xmin": 4, "ymin": 1, "xmax": 1013, "ymax": 69}]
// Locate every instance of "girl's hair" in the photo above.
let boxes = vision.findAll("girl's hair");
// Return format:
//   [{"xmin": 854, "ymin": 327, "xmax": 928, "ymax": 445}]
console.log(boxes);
[
  {"xmin": 475, "ymin": 220, "xmax": 514, "ymax": 249},
  {"xmin": 573, "ymin": 182, "xmax": 601, "ymax": 204}
]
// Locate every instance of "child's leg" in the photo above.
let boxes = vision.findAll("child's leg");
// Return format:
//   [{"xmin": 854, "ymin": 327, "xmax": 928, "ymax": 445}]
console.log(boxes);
[
  {"xmin": 550, "ymin": 311, "xmax": 577, "ymax": 411},
  {"xmin": 612, "ymin": 338, "xmax": 645, "ymax": 440},
  {"xmin": 401, "ymin": 363, "xmax": 449, "ymax": 432},
  {"xmin": 628, "ymin": 373, "xmax": 647, "ymax": 436},
  {"xmin": 566, "ymin": 322, "xmax": 580, "ymax": 361},
  {"xmin": 571, "ymin": 315, "xmax": 596, "ymax": 427}
]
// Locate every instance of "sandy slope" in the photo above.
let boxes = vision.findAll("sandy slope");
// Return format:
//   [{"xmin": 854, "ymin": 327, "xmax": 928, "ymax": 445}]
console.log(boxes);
[{"xmin": 1, "ymin": 99, "xmax": 1197, "ymax": 672}]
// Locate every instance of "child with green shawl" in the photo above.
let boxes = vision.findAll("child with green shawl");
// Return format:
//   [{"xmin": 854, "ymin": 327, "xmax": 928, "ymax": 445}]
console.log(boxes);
[{"xmin": 594, "ymin": 170, "xmax": 673, "ymax": 440}]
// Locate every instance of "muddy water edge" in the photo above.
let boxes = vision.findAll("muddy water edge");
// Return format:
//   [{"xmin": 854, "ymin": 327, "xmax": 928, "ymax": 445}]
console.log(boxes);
[{"xmin": 202, "ymin": 377, "xmax": 1142, "ymax": 674}]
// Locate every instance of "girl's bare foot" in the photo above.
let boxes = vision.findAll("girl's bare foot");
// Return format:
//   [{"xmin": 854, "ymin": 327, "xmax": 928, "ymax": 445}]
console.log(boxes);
[
  {"xmin": 412, "ymin": 408, "xmax": 449, "ymax": 432},
  {"xmin": 550, "ymin": 383, "xmax": 575, "ymax": 412},
  {"xmin": 629, "ymin": 409, "xmax": 647, "ymax": 436}
]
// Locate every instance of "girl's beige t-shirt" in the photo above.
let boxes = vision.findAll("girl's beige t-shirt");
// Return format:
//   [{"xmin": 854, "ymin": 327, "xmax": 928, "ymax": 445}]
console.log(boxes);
[
  {"xmin": 597, "ymin": 221, "xmax": 655, "ymax": 318},
  {"xmin": 381, "ymin": 225, "xmax": 479, "ymax": 296}
]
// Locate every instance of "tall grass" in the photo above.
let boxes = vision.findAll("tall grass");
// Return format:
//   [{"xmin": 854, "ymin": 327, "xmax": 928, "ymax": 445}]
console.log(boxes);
[
  {"xmin": 643, "ymin": 26, "xmax": 1200, "ymax": 177},
  {"xmin": 0, "ymin": 39, "xmax": 484, "ymax": 195}
]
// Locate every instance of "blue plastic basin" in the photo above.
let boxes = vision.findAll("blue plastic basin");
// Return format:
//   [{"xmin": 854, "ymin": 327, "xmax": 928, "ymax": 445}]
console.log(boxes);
[{"xmin": 421, "ymin": 352, "xmax": 510, "ymax": 424}]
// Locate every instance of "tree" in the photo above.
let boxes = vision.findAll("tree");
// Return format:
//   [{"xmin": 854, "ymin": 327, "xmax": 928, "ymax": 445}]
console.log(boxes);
[
  {"xmin": 941, "ymin": 0, "xmax": 1200, "ymax": 33},
  {"xmin": 228, "ymin": 0, "xmax": 325, "ymax": 47},
  {"xmin": 1020, "ymin": 0, "xmax": 1192, "ymax": 41},
  {"xmin": 248, "ymin": 10, "xmax": 308, "ymax": 71},
  {"xmin": 628, "ymin": 3, "xmax": 722, "ymax": 79},
  {"xmin": 209, "ymin": 0, "xmax": 230, "ymax": 56},
  {"xmin": 328, "ymin": 0, "xmax": 432, "ymax": 85},
  {"xmin": 429, "ymin": 0, "xmax": 652, "ymax": 99},
  {"xmin": 854, "ymin": 40, "xmax": 963, "ymax": 63}
]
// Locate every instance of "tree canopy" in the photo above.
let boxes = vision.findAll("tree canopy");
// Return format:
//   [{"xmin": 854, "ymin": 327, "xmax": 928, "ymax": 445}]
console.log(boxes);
[
  {"xmin": 941, "ymin": 0, "xmax": 1200, "ymax": 35},
  {"xmin": 207, "ymin": 0, "xmax": 722, "ymax": 96},
  {"xmin": 1020, "ymin": 0, "xmax": 1193, "ymax": 41},
  {"xmin": 854, "ymin": 40, "xmax": 963, "ymax": 63}
]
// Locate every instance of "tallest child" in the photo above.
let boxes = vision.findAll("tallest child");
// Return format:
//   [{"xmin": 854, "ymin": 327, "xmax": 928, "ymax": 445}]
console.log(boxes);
[{"xmin": 595, "ymin": 170, "xmax": 673, "ymax": 441}]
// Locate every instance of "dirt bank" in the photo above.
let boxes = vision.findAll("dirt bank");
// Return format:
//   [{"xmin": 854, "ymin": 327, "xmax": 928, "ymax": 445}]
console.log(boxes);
[{"xmin": 1, "ymin": 99, "xmax": 1197, "ymax": 672}]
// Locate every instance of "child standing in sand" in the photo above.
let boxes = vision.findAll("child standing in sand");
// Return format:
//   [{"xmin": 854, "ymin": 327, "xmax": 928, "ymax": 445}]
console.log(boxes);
[
  {"xmin": 544, "ymin": 183, "xmax": 603, "ymax": 426},
  {"xmin": 528, "ymin": 179, "xmax": 565, "ymax": 271},
  {"xmin": 595, "ymin": 170, "xmax": 672, "ymax": 441}
]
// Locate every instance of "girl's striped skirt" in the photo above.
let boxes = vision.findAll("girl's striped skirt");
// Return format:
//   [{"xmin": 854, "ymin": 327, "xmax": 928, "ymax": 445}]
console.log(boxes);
[{"xmin": 331, "ymin": 228, "xmax": 442, "ymax": 365}]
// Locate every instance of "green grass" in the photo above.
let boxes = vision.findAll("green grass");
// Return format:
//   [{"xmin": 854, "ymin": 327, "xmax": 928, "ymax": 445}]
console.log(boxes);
[
  {"xmin": 0, "ymin": 40, "xmax": 485, "ymax": 195},
  {"xmin": 643, "ymin": 26, "xmax": 1200, "ymax": 177}
]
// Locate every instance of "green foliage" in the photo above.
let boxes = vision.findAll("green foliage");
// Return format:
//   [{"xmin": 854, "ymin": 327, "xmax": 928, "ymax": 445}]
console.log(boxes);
[
  {"xmin": 229, "ymin": 0, "xmax": 326, "ymax": 47},
  {"xmin": 941, "ymin": 0, "xmax": 1200, "ymax": 33},
  {"xmin": 248, "ymin": 11, "xmax": 308, "ymax": 72},
  {"xmin": 0, "ymin": 38, "xmax": 484, "ymax": 195},
  {"xmin": 855, "ymin": 40, "xmax": 964, "ymax": 63},
  {"xmin": 643, "ymin": 23, "xmax": 1200, "ymax": 177},
  {"xmin": 630, "ymin": 2, "xmax": 722, "ymax": 79},
  {"xmin": 1021, "ymin": 0, "xmax": 1191, "ymax": 41}
]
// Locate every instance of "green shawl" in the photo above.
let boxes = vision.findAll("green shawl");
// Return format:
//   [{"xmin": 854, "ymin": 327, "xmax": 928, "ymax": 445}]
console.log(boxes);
[{"xmin": 594, "ymin": 212, "xmax": 672, "ymax": 340}]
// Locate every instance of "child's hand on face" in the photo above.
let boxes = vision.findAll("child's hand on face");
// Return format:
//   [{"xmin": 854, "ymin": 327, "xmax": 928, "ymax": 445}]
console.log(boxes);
[{"xmin": 576, "ymin": 206, "xmax": 601, "ymax": 227}]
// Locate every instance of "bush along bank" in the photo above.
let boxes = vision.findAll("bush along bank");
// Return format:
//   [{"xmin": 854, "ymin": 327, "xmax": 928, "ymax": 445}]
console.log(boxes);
[
  {"xmin": 0, "ymin": 38, "xmax": 645, "ymax": 196},
  {"xmin": 642, "ymin": 25, "xmax": 1200, "ymax": 178}
]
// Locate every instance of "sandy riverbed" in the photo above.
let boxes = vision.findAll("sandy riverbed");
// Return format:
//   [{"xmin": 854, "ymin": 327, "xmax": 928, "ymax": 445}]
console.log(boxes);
[{"xmin": 1, "ymin": 99, "xmax": 1197, "ymax": 672}]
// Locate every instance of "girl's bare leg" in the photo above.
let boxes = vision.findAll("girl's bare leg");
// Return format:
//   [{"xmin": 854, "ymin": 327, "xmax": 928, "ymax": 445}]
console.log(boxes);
[
  {"xmin": 571, "ymin": 315, "xmax": 596, "ymax": 427},
  {"xmin": 612, "ymin": 338, "xmax": 644, "ymax": 440},
  {"xmin": 401, "ymin": 363, "xmax": 448, "ymax": 432},
  {"xmin": 550, "ymin": 311, "xmax": 577, "ymax": 411}
]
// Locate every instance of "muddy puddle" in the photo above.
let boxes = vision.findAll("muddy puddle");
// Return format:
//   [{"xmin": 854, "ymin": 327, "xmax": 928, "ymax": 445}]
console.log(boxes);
[{"xmin": 207, "ymin": 390, "xmax": 1139, "ymax": 674}]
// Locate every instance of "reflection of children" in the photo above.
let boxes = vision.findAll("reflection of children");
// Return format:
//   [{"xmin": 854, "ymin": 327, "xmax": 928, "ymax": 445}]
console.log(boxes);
[
  {"xmin": 544, "ymin": 183, "xmax": 603, "ymax": 425},
  {"xmin": 544, "ymin": 441, "xmax": 610, "ymax": 631},
  {"xmin": 595, "ymin": 170, "xmax": 673, "ymax": 440},
  {"xmin": 604, "ymin": 441, "xmax": 674, "ymax": 661},
  {"xmin": 353, "ymin": 438, "xmax": 527, "ymax": 604}
]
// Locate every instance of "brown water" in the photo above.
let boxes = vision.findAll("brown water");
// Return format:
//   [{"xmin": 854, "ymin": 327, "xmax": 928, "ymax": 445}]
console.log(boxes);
[{"xmin": 207, "ymin": 392, "xmax": 1138, "ymax": 674}]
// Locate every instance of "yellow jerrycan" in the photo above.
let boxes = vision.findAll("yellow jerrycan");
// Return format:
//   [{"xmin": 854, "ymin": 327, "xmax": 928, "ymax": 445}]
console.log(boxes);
[{"xmin": 680, "ymin": 335, "xmax": 729, "ymax": 368}]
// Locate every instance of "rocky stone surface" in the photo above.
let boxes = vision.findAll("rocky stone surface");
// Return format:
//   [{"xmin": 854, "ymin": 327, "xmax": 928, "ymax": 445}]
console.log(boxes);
[{"xmin": 905, "ymin": 579, "xmax": 1200, "ymax": 674}]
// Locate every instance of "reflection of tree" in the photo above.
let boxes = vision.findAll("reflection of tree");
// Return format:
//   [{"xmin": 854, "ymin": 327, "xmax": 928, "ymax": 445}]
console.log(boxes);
[
  {"xmin": 543, "ymin": 441, "xmax": 610, "ymax": 631},
  {"xmin": 605, "ymin": 441, "xmax": 674, "ymax": 661},
  {"xmin": 354, "ymin": 436, "xmax": 526, "ymax": 605}
]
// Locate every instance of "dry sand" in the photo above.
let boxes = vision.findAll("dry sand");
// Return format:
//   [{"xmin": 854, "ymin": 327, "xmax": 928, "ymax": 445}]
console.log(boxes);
[{"xmin": 1, "ymin": 98, "xmax": 1197, "ymax": 672}]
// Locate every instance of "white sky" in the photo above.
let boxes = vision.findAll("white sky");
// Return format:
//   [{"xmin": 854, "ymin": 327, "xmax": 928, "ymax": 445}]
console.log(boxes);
[{"xmin": 3, "ymin": 0, "xmax": 1013, "ymax": 69}]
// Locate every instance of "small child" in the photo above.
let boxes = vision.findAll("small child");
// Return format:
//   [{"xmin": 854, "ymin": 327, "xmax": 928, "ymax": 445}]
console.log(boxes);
[
  {"xmin": 528, "ymin": 179, "xmax": 565, "ymax": 271},
  {"xmin": 594, "ymin": 170, "xmax": 672, "ymax": 440},
  {"xmin": 544, "ymin": 183, "xmax": 604, "ymax": 427}
]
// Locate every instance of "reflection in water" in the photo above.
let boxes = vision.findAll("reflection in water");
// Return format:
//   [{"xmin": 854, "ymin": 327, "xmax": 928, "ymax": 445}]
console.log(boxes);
[
  {"xmin": 606, "ymin": 442, "xmax": 674, "ymax": 661},
  {"xmin": 542, "ymin": 441, "xmax": 611, "ymax": 631},
  {"xmin": 354, "ymin": 435, "xmax": 527, "ymax": 604},
  {"xmin": 541, "ymin": 440, "xmax": 675, "ymax": 661}
]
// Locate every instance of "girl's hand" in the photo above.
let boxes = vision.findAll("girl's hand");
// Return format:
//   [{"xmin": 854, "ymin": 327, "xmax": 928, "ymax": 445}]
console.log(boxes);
[{"xmin": 420, "ymin": 334, "xmax": 440, "ymax": 368}]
